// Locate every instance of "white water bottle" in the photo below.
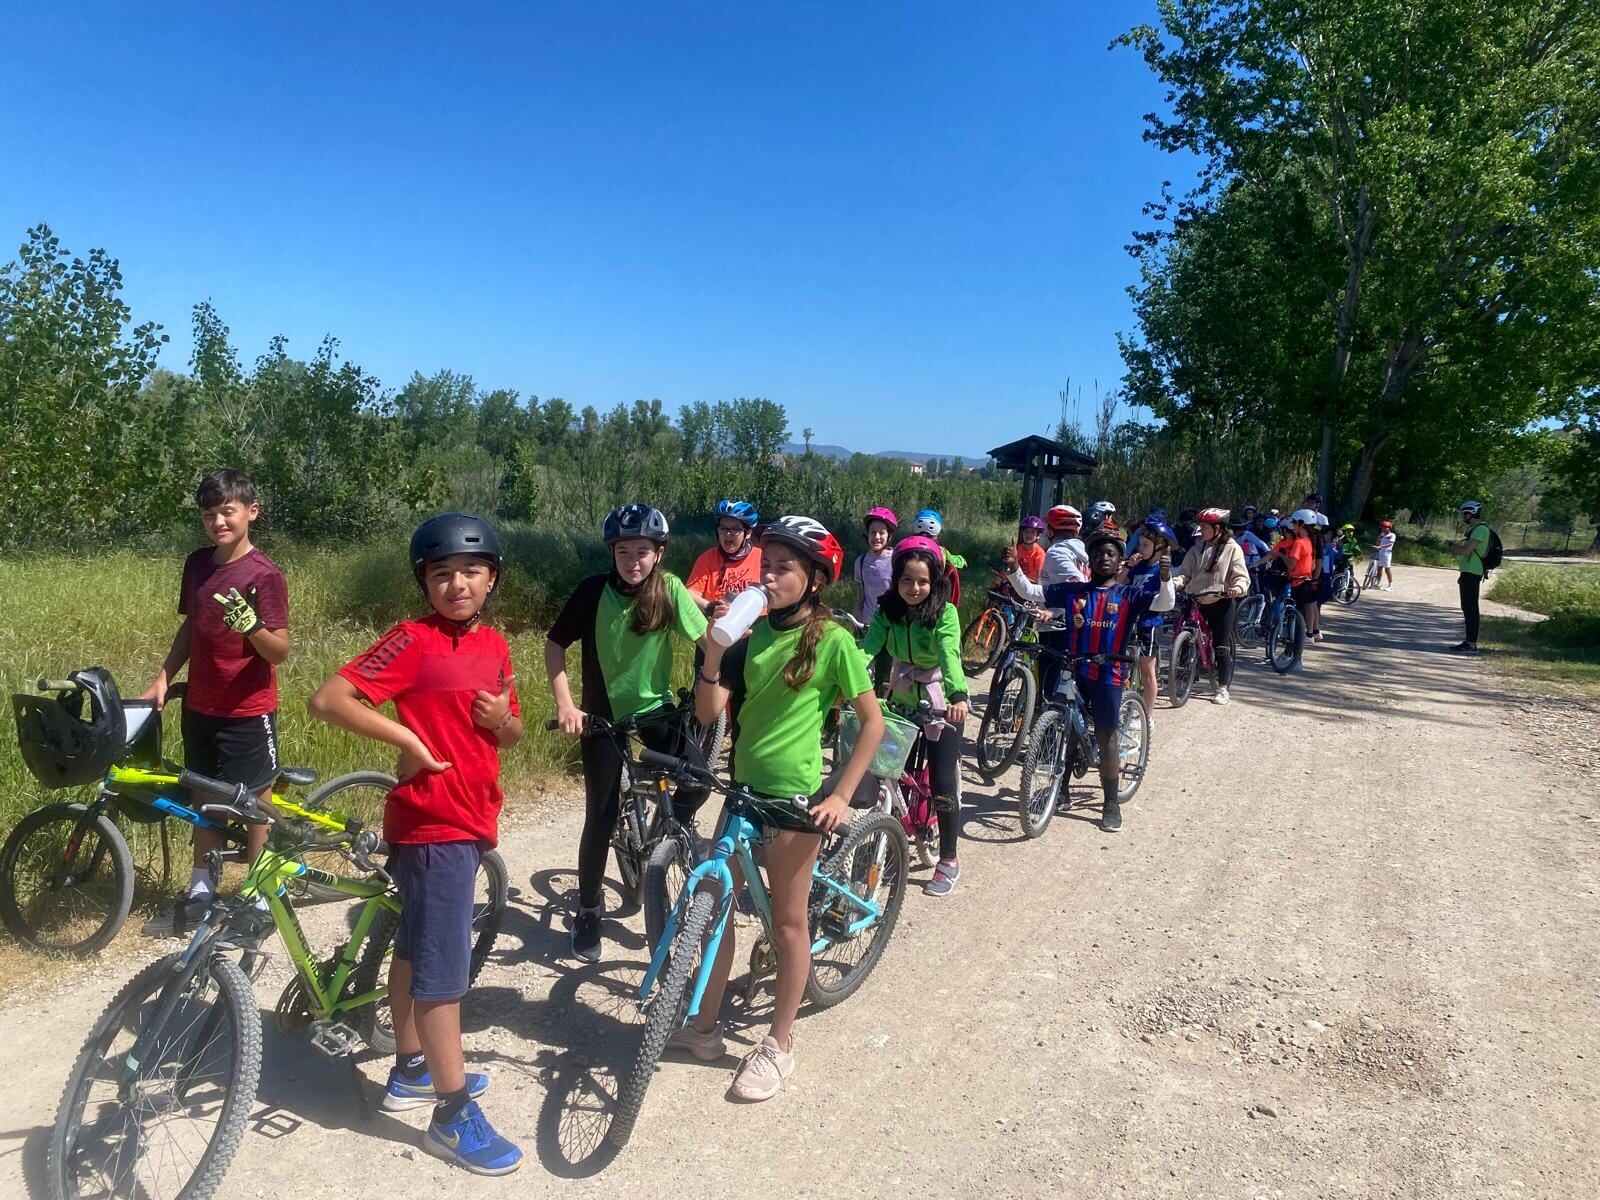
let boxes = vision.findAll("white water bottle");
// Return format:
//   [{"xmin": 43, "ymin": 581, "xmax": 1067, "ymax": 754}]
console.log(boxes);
[{"xmin": 709, "ymin": 585, "xmax": 770, "ymax": 647}]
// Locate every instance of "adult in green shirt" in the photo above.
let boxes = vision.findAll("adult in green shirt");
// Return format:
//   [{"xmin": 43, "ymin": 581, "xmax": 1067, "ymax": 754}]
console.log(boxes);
[
  {"xmin": 546, "ymin": 503, "xmax": 708, "ymax": 962},
  {"xmin": 1447, "ymin": 500, "xmax": 1492, "ymax": 653},
  {"xmin": 683, "ymin": 516, "xmax": 883, "ymax": 1103}
]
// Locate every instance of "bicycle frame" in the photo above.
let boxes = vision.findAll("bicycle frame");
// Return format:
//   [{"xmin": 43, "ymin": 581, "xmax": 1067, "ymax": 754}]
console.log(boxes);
[
  {"xmin": 1177, "ymin": 596, "xmax": 1218, "ymax": 670},
  {"xmin": 638, "ymin": 805, "xmax": 883, "ymax": 1020}
]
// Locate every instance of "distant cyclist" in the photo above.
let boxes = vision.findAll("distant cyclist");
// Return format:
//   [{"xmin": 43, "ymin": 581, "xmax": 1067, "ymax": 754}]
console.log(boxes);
[
  {"xmin": 686, "ymin": 500, "xmax": 763, "ymax": 620},
  {"xmin": 1171, "ymin": 508, "xmax": 1250, "ymax": 705},
  {"xmin": 1122, "ymin": 513, "xmax": 1180, "ymax": 732},
  {"xmin": 1372, "ymin": 520, "xmax": 1397, "ymax": 591},
  {"xmin": 1083, "ymin": 500, "xmax": 1117, "ymax": 539},
  {"xmin": 853, "ymin": 506, "xmax": 898, "ymax": 626},
  {"xmin": 1001, "ymin": 504, "xmax": 1087, "ymax": 588},
  {"xmin": 1175, "ymin": 508, "xmax": 1199, "ymax": 552},
  {"xmin": 912, "ymin": 508, "xmax": 964, "ymax": 605},
  {"xmin": 1014, "ymin": 515, "xmax": 1047, "ymax": 583}
]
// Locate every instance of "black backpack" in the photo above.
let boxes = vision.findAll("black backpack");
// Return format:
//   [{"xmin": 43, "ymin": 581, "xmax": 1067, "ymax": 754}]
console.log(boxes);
[{"xmin": 1479, "ymin": 526, "xmax": 1504, "ymax": 573}]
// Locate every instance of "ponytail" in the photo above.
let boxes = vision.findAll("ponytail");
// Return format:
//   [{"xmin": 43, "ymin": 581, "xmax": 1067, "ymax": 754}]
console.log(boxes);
[{"xmin": 782, "ymin": 570, "xmax": 834, "ymax": 690}]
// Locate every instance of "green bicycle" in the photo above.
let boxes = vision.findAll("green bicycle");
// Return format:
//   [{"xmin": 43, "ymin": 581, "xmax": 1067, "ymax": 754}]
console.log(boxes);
[{"xmin": 46, "ymin": 769, "xmax": 506, "ymax": 1200}]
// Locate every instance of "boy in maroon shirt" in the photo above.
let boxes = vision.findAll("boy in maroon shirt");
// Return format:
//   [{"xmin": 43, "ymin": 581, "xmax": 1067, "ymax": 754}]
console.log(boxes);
[
  {"xmin": 141, "ymin": 469, "xmax": 290, "ymax": 936},
  {"xmin": 309, "ymin": 513, "xmax": 523, "ymax": 1175}
]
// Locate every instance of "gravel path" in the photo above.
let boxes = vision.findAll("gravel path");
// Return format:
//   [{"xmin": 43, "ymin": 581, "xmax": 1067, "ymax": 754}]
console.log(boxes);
[{"xmin": 3, "ymin": 564, "xmax": 1595, "ymax": 1200}]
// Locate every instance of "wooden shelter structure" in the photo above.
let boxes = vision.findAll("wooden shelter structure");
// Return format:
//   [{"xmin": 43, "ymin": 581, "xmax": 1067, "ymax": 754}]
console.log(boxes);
[{"xmin": 987, "ymin": 434, "xmax": 1097, "ymax": 518}]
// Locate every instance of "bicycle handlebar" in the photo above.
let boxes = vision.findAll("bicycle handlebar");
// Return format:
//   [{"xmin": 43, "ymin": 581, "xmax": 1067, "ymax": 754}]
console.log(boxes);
[{"xmin": 36, "ymin": 678, "xmax": 75, "ymax": 693}]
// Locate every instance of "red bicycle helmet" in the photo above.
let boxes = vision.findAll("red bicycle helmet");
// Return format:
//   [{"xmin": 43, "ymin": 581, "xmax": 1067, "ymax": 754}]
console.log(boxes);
[
  {"xmin": 760, "ymin": 515, "xmax": 845, "ymax": 584},
  {"xmin": 1380, "ymin": 520, "xmax": 1394, "ymax": 530},
  {"xmin": 1045, "ymin": 505, "xmax": 1082, "ymax": 535},
  {"xmin": 1196, "ymin": 507, "xmax": 1230, "ymax": 525}
]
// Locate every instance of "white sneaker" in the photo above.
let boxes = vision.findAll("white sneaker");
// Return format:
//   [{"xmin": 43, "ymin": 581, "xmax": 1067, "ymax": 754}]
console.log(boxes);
[
  {"xmin": 729, "ymin": 1036, "xmax": 796, "ymax": 1101},
  {"xmin": 1213, "ymin": 687, "xmax": 1230, "ymax": 705},
  {"xmin": 665, "ymin": 1022, "xmax": 726, "ymax": 1062}
]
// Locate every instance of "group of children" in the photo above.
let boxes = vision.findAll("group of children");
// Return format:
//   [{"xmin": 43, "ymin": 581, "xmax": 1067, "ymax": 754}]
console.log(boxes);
[{"xmin": 136, "ymin": 468, "xmax": 1397, "ymax": 1175}]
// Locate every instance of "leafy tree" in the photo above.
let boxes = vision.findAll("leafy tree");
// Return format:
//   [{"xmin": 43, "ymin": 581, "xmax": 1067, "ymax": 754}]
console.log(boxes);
[{"xmin": 1118, "ymin": 0, "xmax": 1600, "ymax": 521}]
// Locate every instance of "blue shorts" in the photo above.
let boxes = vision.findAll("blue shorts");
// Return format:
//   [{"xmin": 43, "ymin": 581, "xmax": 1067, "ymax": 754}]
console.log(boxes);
[
  {"xmin": 389, "ymin": 841, "xmax": 482, "ymax": 1003},
  {"xmin": 1076, "ymin": 676, "xmax": 1124, "ymax": 734}
]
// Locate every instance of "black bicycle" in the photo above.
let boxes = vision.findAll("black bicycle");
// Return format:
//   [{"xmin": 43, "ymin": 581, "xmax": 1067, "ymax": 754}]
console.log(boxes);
[
  {"xmin": 972, "ymin": 600, "xmax": 1047, "ymax": 780},
  {"xmin": 1016, "ymin": 647, "xmax": 1150, "ymax": 839}
]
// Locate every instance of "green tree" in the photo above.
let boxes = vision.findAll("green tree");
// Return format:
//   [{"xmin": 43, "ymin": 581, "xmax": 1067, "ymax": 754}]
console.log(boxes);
[{"xmin": 1118, "ymin": 0, "xmax": 1600, "ymax": 521}]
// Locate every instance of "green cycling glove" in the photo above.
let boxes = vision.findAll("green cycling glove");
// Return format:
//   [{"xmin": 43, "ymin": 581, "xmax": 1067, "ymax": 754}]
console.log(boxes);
[{"xmin": 212, "ymin": 586, "xmax": 262, "ymax": 636}]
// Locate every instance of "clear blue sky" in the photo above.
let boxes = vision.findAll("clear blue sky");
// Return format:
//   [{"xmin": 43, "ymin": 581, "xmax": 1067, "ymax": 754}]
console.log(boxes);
[{"xmin": 3, "ymin": 1, "xmax": 1189, "ymax": 458}]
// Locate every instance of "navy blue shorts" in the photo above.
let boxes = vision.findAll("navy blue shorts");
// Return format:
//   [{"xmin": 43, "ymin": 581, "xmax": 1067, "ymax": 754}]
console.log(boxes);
[
  {"xmin": 1076, "ymin": 677, "xmax": 1124, "ymax": 735},
  {"xmin": 389, "ymin": 841, "xmax": 482, "ymax": 1003}
]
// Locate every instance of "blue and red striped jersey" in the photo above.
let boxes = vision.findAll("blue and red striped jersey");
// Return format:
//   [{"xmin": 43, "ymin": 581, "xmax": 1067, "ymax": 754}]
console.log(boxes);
[{"xmin": 1039, "ymin": 572, "xmax": 1164, "ymax": 686}]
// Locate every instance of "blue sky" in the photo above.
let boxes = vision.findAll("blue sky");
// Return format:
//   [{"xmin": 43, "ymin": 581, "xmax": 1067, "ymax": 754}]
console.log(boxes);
[{"xmin": 3, "ymin": 2, "xmax": 1188, "ymax": 458}]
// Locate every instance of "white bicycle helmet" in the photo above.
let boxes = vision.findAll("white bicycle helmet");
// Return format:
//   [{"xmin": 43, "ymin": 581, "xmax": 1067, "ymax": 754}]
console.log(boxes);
[
  {"xmin": 911, "ymin": 509, "xmax": 943, "ymax": 538},
  {"xmin": 1459, "ymin": 499, "xmax": 1484, "ymax": 517},
  {"xmin": 1290, "ymin": 508, "xmax": 1318, "ymax": 526}
]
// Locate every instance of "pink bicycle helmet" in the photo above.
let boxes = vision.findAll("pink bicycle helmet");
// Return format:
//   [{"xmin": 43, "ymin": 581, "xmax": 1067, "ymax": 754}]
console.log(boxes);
[
  {"xmin": 891, "ymin": 534, "xmax": 945, "ymax": 569},
  {"xmin": 863, "ymin": 506, "xmax": 899, "ymax": 532}
]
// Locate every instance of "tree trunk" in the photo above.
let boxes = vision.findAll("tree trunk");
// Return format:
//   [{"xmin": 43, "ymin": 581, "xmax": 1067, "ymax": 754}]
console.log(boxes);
[
  {"xmin": 1317, "ymin": 422, "xmax": 1335, "ymax": 505},
  {"xmin": 1338, "ymin": 430, "xmax": 1390, "ymax": 524}
]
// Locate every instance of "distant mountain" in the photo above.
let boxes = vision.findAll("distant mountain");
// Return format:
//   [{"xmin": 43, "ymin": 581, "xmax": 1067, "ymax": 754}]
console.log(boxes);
[{"xmin": 780, "ymin": 442, "xmax": 985, "ymax": 466}]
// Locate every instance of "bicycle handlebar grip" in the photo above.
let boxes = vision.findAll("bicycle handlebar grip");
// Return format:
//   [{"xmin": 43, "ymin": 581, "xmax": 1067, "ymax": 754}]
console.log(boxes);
[
  {"xmin": 36, "ymin": 678, "xmax": 77, "ymax": 693},
  {"xmin": 637, "ymin": 748, "xmax": 684, "ymax": 772},
  {"xmin": 178, "ymin": 768, "xmax": 242, "ymax": 800},
  {"xmin": 544, "ymin": 719, "xmax": 559, "ymax": 731}
]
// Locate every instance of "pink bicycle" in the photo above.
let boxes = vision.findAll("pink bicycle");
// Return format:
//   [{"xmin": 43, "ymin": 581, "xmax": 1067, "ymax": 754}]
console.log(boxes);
[
  {"xmin": 837, "ymin": 702, "xmax": 942, "ymax": 868},
  {"xmin": 1165, "ymin": 590, "xmax": 1222, "ymax": 708}
]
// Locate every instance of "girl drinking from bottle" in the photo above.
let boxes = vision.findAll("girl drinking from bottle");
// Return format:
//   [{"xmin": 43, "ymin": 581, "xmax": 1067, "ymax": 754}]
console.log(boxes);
[
  {"xmin": 670, "ymin": 516, "xmax": 882, "ymax": 1102},
  {"xmin": 545, "ymin": 503, "xmax": 708, "ymax": 963},
  {"xmin": 860, "ymin": 535, "xmax": 969, "ymax": 896}
]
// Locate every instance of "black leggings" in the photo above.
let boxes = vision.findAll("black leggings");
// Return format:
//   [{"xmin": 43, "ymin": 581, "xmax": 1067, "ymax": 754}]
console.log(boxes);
[
  {"xmin": 921, "ymin": 719, "xmax": 963, "ymax": 861},
  {"xmin": 1196, "ymin": 597, "xmax": 1238, "ymax": 687},
  {"xmin": 1458, "ymin": 572, "xmax": 1482, "ymax": 644},
  {"xmin": 577, "ymin": 714, "xmax": 709, "ymax": 909}
]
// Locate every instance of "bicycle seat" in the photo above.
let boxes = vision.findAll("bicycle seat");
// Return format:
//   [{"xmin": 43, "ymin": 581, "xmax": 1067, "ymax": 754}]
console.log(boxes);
[{"xmin": 276, "ymin": 766, "xmax": 318, "ymax": 788}]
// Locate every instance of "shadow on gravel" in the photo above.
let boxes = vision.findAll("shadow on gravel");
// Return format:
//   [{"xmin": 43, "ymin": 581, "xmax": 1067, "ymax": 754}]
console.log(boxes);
[
  {"xmin": 10, "ymin": 1122, "xmax": 48, "ymax": 1200},
  {"xmin": 243, "ymin": 1020, "xmax": 420, "ymax": 1153}
]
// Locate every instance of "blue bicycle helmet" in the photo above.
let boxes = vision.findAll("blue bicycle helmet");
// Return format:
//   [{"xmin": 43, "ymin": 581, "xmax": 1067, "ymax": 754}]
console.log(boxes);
[
  {"xmin": 1263, "ymin": 516, "xmax": 1280, "ymax": 530},
  {"xmin": 911, "ymin": 509, "xmax": 943, "ymax": 538},
  {"xmin": 715, "ymin": 499, "xmax": 759, "ymax": 528},
  {"xmin": 1141, "ymin": 516, "xmax": 1179, "ymax": 546}
]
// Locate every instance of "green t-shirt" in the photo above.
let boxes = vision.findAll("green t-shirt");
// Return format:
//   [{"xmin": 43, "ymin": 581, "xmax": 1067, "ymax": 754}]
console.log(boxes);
[
  {"xmin": 547, "ymin": 572, "xmax": 707, "ymax": 720},
  {"xmin": 724, "ymin": 619, "xmax": 873, "ymax": 799},
  {"xmin": 1458, "ymin": 523, "xmax": 1492, "ymax": 576},
  {"xmin": 860, "ymin": 602, "xmax": 969, "ymax": 708}
]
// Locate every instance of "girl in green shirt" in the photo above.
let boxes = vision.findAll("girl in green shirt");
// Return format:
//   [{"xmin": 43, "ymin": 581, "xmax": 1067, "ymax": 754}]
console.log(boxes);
[
  {"xmin": 677, "ymin": 516, "xmax": 883, "ymax": 1103},
  {"xmin": 860, "ymin": 535, "xmax": 969, "ymax": 896}
]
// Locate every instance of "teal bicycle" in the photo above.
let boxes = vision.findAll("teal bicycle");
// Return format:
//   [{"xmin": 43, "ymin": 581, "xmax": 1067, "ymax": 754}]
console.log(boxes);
[{"xmin": 608, "ymin": 749, "xmax": 908, "ymax": 1146}]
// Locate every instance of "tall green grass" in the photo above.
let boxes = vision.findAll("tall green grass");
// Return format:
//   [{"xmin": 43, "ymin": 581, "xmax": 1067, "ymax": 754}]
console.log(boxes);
[
  {"xmin": 1487, "ymin": 564, "xmax": 1600, "ymax": 617},
  {"xmin": 0, "ymin": 517, "xmax": 1012, "ymax": 834},
  {"xmin": 1480, "ymin": 564, "xmax": 1600, "ymax": 699}
]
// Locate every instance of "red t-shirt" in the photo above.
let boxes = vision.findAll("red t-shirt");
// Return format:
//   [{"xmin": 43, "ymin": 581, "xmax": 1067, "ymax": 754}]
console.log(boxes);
[
  {"xmin": 685, "ymin": 545, "xmax": 764, "ymax": 604},
  {"xmin": 338, "ymin": 615, "xmax": 521, "ymax": 847},
  {"xmin": 1014, "ymin": 541, "xmax": 1045, "ymax": 583},
  {"xmin": 179, "ymin": 546, "xmax": 289, "ymax": 717}
]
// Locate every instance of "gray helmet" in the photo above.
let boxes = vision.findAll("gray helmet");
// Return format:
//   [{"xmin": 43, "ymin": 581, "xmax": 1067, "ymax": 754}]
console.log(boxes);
[
  {"xmin": 604, "ymin": 503, "xmax": 670, "ymax": 546},
  {"xmin": 1459, "ymin": 500, "xmax": 1484, "ymax": 517},
  {"xmin": 410, "ymin": 513, "xmax": 502, "ymax": 583}
]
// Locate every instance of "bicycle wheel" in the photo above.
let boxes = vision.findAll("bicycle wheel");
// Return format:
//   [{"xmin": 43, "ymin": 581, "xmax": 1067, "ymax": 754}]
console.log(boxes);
[
  {"xmin": 1114, "ymin": 693, "xmax": 1150, "ymax": 803},
  {"xmin": 610, "ymin": 886, "xmax": 717, "ymax": 1148},
  {"xmin": 1335, "ymin": 574, "xmax": 1361, "ymax": 605},
  {"xmin": 960, "ymin": 608, "xmax": 1006, "ymax": 675},
  {"xmin": 612, "ymin": 783, "xmax": 647, "ymax": 905},
  {"xmin": 1167, "ymin": 630, "xmax": 1198, "ymax": 708},
  {"xmin": 1268, "ymin": 607, "xmax": 1303, "ymax": 674},
  {"xmin": 0, "ymin": 802, "xmax": 133, "ymax": 957},
  {"xmin": 806, "ymin": 811, "xmax": 909, "ymax": 1008},
  {"xmin": 49, "ymin": 950, "xmax": 261, "ymax": 1200},
  {"xmin": 1017, "ymin": 709, "xmax": 1068, "ymax": 839},
  {"xmin": 642, "ymin": 827, "xmax": 693, "ymax": 954},
  {"xmin": 354, "ymin": 849, "xmax": 508, "ymax": 1054},
  {"xmin": 975, "ymin": 661, "xmax": 1036, "ymax": 780},
  {"xmin": 1234, "ymin": 595, "xmax": 1266, "ymax": 650},
  {"xmin": 694, "ymin": 707, "xmax": 728, "ymax": 769},
  {"xmin": 294, "ymin": 771, "xmax": 397, "ymax": 887}
]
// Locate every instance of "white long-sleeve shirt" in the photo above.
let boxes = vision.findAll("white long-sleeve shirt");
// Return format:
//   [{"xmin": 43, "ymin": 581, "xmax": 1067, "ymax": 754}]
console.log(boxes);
[{"xmin": 1008, "ymin": 565, "xmax": 1177, "ymax": 616}]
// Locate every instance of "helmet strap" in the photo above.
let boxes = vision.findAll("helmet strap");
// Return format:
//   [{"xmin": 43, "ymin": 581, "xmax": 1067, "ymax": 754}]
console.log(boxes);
[{"xmin": 768, "ymin": 569, "xmax": 822, "ymax": 628}]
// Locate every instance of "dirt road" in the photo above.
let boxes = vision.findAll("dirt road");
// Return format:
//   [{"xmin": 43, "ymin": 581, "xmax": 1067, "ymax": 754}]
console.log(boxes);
[{"xmin": 4, "ymin": 564, "xmax": 1596, "ymax": 1200}]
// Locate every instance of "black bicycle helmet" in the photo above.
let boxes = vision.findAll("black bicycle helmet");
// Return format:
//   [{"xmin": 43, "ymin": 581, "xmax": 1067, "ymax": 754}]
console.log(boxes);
[
  {"xmin": 410, "ymin": 513, "xmax": 503, "ymax": 582},
  {"xmin": 13, "ymin": 668, "xmax": 125, "ymax": 788},
  {"xmin": 604, "ymin": 503, "xmax": 670, "ymax": 546}
]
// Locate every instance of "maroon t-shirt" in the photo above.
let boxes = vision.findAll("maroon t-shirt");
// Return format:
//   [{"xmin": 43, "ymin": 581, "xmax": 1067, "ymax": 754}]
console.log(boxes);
[
  {"xmin": 337, "ymin": 615, "xmax": 520, "ymax": 846},
  {"xmin": 178, "ymin": 546, "xmax": 290, "ymax": 717}
]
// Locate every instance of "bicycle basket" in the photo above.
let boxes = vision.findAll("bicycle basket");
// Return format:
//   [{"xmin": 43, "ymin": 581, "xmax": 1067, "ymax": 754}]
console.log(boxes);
[{"xmin": 836, "ymin": 703, "xmax": 918, "ymax": 779}]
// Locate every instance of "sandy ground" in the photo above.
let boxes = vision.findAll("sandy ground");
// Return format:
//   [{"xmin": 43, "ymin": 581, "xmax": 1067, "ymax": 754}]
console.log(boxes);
[{"xmin": 2, "ymin": 563, "xmax": 1596, "ymax": 1200}]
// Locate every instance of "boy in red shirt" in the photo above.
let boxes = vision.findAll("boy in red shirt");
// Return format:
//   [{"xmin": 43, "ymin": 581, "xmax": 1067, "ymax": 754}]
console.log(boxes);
[
  {"xmin": 141, "ymin": 469, "xmax": 290, "ymax": 936},
  {"xmin": 309, "ymin": 513, "xmax": 523, "ymax": 1175}
]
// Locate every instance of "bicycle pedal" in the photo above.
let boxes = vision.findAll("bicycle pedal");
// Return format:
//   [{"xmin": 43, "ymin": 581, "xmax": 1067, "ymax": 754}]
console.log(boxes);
[{"xmin": 309, "ymin": 1020, "xmax": 363, "ymax": 1058}]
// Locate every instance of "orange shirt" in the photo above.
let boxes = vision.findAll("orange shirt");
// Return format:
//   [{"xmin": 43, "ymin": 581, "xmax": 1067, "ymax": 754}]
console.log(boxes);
[
  {"xmin": 686, "ymin": 545, "xmax": 764, "ymax": 604},
  {"xmin": 1276, "ymin": 534, "xmax": 1314, "ymax": 584},
  {"xmin": 1014, "ymin": 541, "xmax": 1045, "ymax": 583}
]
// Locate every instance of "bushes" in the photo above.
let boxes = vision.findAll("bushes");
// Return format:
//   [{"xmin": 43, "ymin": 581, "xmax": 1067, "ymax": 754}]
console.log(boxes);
[{"xmin": 1488, "ymin": 564, "xmax": 1600, "ymax": 618}]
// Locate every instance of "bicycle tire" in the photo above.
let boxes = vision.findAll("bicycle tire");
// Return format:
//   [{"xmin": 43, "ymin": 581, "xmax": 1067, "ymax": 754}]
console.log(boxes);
[
  {"xmin": 0, "ymin": 802, "xmax": 133, "ymax": 957},
  {"xmin": 805, "ymin": 811, "xmax": 909, "ymax": 1008},
  {"xmin": 960, "ymin": 609, "xmax": 1006, "ymax": 675},
  {"xmin": 1234, "ymin": 595, "xmax": 1267, "ymax": 650},
  {"xmin": 49, "ymin": 950, "xmax": 261, "ymax": 1200},
  {"xmin": 975, "ymin": 661, "xmax": 1036, "ymax": 780},
  {"xmin": 353, "ymin": 849, "xmax": 508, "ymax": 1054},
  {"xmin": 610, "ymin": 886, "xmax": 717, "ymax": 1148},
  {"xmin": 1268, "ymin": 607, "xmax": 1303, "ymax": 674},
  {"xmin": 1168, "ymin": 630, "xmax": 1198, "ymax": 708},
  {"xmin": 1017, "ymin": 709, "xmax": 1068, "ymax": 839},
  {"xmin": 642, "ymin": 829, "xmax": 692, "ymax": 954},
  {"xmin": 694, "ymin": 708, "xmax": 728, "ymax": 769},
  {"xmin": 1335, "ymin": 574, "xmax": 1361, "ymax": 606},
  {"xmin": 1114, "ymin": 692, "xmax": 1150, "ymax": 803},
  {"xmin": 295, "ymin": 770, "xmax": 397, "ymax": 889}
]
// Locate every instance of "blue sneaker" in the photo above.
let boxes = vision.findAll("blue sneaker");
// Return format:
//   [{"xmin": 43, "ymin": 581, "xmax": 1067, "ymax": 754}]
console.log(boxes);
[
  {"xmin": 924, "ymin": 859, "xmax": 960, "ymax": 897},
  {"xmin": 382, "ymin": 1069, "xmax": 490, "ymax": 1112},
  {"xmin": 423, "ymin": 1100, "xmax": 523, "ymax": 1176}
]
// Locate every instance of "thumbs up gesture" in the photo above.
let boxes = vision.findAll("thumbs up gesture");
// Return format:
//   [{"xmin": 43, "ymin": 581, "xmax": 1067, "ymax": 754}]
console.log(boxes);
[
  {"xmin": 212, "ymin": 586, "xmax": 262, "ymax": 636},
  {"xmin": 472, "ymin": 683, "xmax": 513, "ymax": 731}
]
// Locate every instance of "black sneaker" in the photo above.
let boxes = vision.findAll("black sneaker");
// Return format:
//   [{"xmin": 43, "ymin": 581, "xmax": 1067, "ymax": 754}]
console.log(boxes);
[
  {"xmin": 1099, "ymin": 800, "xmax": 1123, "ymax": 834},
  {"xmin": 1447, "ymin": 641, "xmax": 1478, "ymax": 654},
  {"xmin": 140, "ymin": 895, "xmax": 211, "ymax": 939},
  {"xmin": 570, "ymin": 909, "xmax": 602, "ymax": 963}
]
